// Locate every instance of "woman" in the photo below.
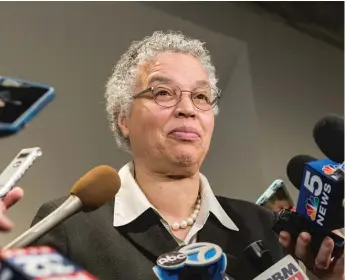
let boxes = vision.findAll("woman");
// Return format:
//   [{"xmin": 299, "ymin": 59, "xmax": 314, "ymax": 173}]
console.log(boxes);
[{"xmin": 31, "ymin": 31, "xmax": 343, "ymax": 280}]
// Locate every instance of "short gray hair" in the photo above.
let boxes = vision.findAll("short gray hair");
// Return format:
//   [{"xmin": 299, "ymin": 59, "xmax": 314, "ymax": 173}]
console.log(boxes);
[{"xmin": 105, "ymin": 30, "xmax": 220, "ymax": 152}]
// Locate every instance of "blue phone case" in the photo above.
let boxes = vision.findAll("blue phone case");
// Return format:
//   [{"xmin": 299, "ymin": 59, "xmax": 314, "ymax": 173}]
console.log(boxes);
[{"xmin": 0, "ymin": 76, "xmax": 55, "ymax": 135}]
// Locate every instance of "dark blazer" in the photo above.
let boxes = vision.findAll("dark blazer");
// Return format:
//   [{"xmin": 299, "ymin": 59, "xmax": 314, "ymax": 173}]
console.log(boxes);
[{"xmin": 31, "ymin": 196, "xmax": 285, "ymax": 280}]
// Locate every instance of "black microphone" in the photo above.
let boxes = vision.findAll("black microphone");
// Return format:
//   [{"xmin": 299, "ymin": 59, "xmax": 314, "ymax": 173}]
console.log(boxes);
[
  {"xmin": 244, "ymin": 240, "xmax": 309, "ymax": 280},
  {"xmin": 0, "ymin": 246, "xmax": 98, "ymax": 279},
  {"xmin": 286, "ymin": 155, "xmax": 317, "ymax": 191},
  {"xmin": 244, "ymin": 240, "xmax": 273, "ymax": 273},
  {"xmin": 272, "ymin": 155, "xmax": 344, "ymax": 258},
  {"xmin": 286, "ymin": 155, "xmax": 344, "ymax": 229},
  {"xmin": 313, "ymin": 114, "xmax": 344, "ymax": 163}
]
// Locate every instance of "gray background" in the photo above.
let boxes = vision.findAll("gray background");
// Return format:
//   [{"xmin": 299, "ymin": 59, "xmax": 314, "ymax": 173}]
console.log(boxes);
[{"xmin": 0, "ymin": 2, "xmax": 343, "ymax": 249}]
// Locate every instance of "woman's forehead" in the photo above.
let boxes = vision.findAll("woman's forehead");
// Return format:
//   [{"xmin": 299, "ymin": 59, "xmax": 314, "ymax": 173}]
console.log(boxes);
[{"xmin": 138, "ymin": 53, "xmax": 209, "ymax": 83}]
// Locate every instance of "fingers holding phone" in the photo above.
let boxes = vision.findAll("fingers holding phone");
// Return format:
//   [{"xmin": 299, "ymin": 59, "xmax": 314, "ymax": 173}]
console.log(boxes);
[{"xmin": 0, "ymin": 186, "xmax": 23, "ymax": 231}]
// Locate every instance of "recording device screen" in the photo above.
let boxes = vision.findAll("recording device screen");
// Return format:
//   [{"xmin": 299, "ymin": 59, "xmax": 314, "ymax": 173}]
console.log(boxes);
[
  {"xmin": 261, "ymin": 186, "xmax": 294, "ymax": 213},
  {"xmin": 17, "ymin": 152, "xmax": 29, "ymax": 159},
  {"xmin": 0, "ymin": 79, "xmax": 48, "ymax": 123}
]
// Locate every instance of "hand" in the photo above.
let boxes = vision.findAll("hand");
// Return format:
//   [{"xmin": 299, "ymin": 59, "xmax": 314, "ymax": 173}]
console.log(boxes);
[
  {"xmin": 0, "ymin": 187, "xmax": 23, "ymax": 231},
  {"xmin": 279, "ymin": 230, "xmax": 344, "ymax": 280}
]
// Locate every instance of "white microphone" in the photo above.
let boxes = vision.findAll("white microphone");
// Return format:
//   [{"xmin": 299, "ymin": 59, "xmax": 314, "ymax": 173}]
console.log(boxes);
[{"xmin": 3, "ymin": 165, "xmax": 121, "ymax": 250}]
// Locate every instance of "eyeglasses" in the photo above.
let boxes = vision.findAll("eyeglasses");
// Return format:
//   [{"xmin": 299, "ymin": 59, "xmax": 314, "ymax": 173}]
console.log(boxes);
[{"xmin": 133, "ymin": 83, "xmax": 220, "ymax": 111}]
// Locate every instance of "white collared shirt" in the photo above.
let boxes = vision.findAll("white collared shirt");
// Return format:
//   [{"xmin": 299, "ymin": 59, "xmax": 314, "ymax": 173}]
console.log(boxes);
[{"xmin": 113, "ymin": 162, "xmax": 239, "ymax": 244}]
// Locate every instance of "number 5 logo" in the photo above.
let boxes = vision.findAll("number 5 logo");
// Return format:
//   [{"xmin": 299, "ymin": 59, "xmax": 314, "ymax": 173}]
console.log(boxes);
[
  {"xmin": 178, "ymin": 242, "xmax": 223, "ymax": 266},
  {"xmin": 304, "ymin": 170, "xmax": 323, "ymax": 196}
]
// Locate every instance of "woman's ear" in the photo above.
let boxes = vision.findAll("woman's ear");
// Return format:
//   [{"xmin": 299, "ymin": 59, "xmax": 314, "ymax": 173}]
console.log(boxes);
[{"xmin": 117, "ymin": 111, "xmax": 130, "ymax": 138}]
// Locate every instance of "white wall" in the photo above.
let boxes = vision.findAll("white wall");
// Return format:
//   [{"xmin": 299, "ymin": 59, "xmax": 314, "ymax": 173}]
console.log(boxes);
[{"xmin": 0, "ymin": 2, "xmax": 343, "ymax": 250}]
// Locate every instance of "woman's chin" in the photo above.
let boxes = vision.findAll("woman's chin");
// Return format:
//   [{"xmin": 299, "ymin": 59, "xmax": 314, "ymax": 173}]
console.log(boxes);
[{"xmin": 169, "ymin": 149, "xmax": 201, "ymax": 167}]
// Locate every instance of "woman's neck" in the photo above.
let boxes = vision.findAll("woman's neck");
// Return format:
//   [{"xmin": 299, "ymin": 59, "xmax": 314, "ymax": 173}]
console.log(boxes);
[{"xmin": 133, "ymin": 161, "xmax": 200, "ymax": 221}]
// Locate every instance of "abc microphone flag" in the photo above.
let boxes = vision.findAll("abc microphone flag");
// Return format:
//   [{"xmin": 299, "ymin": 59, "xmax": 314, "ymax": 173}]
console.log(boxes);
[{"xmin": 153, "ymin": 242, "xmax": 230, "ymax": 280}]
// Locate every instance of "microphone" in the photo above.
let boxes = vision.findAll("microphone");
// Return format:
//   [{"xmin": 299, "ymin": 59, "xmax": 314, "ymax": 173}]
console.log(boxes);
[
  {"xmin": 272, "ymin": 155, "xmax": 344, "ymax": 258},
  {"xmin": 313, "ymin": 114, "xmax": 344, "ymax": 163},
  {"xmin": 287, "ymin": 155, "xmax": 344, "ymax": 230},
  {"xmin": 286, "ymin": 155, "xmax": 315, "ymax": 191},
  {"xmin": 153, "ymin": 242, "xmax": 232, "ymax": 280},
  {"xmin": 3, "ymin": 165, "xmax": 121, "ymax": 249},
  {"xmin": 244, "ymin": 240, "xmax": 309, "ymax": 280},
  {"xmin": 0, "ymin": 246, "xmax": 98, "ymax": 279}
]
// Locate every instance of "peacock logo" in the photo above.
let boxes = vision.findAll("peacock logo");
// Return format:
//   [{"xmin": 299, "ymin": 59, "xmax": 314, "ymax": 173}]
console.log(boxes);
[
  {"xmin": 305, "ymin": 196, "xmax": 319, "ymax": 221},
  {"xmin": 322, "ymin": 164, "xmax": 338, "ymax": 175}
]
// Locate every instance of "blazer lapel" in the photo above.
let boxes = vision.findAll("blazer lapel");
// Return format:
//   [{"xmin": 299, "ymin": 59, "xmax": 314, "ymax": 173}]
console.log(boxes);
[
  {"xmin": 197, "ymin": 213, "xmax": 257, "ymax": 280},
  {"xmin": 117, "ymin": 209, "xmax": 179, "ymax": 263},
  {"xmin": 198, "ymin": 213, "xmax": 244, "ymax": 262}
]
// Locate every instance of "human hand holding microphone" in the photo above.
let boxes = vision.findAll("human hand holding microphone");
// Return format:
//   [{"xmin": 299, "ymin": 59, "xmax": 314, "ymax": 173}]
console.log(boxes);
[{"xmin": 275, "ymin": 114, "xmax": 344, "ymax": 280}]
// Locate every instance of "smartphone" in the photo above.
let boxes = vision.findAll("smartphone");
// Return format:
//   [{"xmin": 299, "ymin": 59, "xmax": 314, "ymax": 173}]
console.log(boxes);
[
  {"xmin": 256, "ymin": 179, "xmax": 295, "ymax": 213},
  {"xmin": 0, "ymin": 147, "xmax": 42, "ymax": 198},
  {"xmin": 0, "ymin": 76, "xmax": 55, "ymax": 137}
]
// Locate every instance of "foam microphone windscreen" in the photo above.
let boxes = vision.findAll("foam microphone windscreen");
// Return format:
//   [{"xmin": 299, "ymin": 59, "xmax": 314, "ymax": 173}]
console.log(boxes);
[
  {"xmin": 313, "ymin": 114, "xmax": 344, "ymax": 163},
  {"xmin": 286, "ymin": 155, "xmax": 317, "ymax": 190},
  {"xmin": 70, "ymin": 165, "xmax": 121, "ymax": 209}
]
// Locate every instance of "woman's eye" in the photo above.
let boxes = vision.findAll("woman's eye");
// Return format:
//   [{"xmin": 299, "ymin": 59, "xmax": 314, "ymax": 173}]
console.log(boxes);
[
  {"xmin": 157, "ymin": 90, "xmax": 170, "ymax": 95},
  {"xmin": 194, "ymin": 94, "xmax": 210, "ymax": 103}
]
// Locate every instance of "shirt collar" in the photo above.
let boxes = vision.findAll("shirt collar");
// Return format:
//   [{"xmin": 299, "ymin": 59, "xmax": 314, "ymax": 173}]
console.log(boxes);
[{"xmin": 113, "ymin": 162, "xmax": 239, "ymax": 232}]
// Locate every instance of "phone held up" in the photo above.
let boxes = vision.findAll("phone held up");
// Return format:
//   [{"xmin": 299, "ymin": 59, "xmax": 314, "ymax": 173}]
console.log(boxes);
[{"xmin": 0, "ymin": 76, "xmax": 55, "ymax": 137}]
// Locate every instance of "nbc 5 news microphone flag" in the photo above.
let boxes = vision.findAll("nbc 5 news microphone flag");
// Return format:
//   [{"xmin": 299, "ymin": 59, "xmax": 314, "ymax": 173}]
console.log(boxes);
[{"xmin": 296, "ymin": 158, "xmax": 344, "ymax": 230}]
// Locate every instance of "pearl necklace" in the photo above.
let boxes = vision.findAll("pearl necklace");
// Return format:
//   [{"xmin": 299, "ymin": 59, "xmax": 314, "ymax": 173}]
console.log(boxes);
[{"xmin": 170, "ymin": 193, "xmax": 201, "ymax": 231}]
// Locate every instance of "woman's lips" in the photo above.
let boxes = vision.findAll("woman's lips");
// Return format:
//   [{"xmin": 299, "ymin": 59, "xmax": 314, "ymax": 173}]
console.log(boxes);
[
  {"xmin": 169, "ymin": 131, "xmax": 201, "ymax": 141},
  {"xmin": 168, "ymin": 126, "xmax": 201, "ymax": 141}
]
